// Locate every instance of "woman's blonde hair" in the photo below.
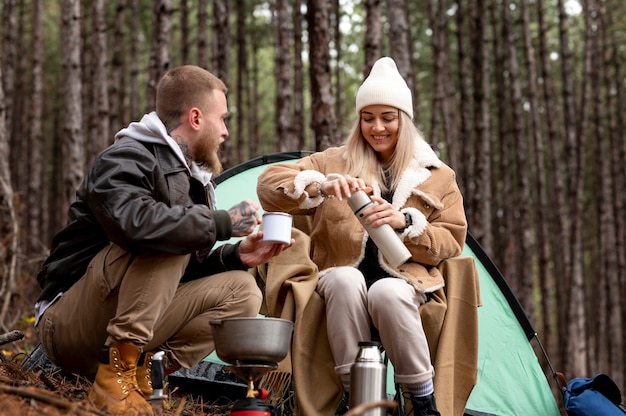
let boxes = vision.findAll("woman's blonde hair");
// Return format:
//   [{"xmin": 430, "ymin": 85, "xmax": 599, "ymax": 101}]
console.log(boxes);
[{"xmin": 343, "ymin": 110, "xmax": 420, "ymax": 193}]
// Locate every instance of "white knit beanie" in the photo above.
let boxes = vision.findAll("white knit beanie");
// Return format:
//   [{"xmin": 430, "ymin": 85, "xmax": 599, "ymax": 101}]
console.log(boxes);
[{"xmin": 355, "ymin": 57, "xmax": 413, "ymax": 118}]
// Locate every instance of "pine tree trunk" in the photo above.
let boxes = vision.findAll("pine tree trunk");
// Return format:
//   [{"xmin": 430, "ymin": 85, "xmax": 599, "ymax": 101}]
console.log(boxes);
[
  {"xmin": 248, "ymin": 28, "xmax": 260, "ymax": 160},
  {"xmin": 598, "ymin": 6, "xmax": 623, "ymax": 386},
  {"xmin": 521, "ymin": 0, "xmax": 554, "ymax": 353},
  {"xmin": 537, "ymin": 0, "xmax": 567, "ymax": 372},
  {"xmin": 562, "ymin": 0, "xmax": 588, "ymax": 376},
  {"xmin": 0, "ymin": 64, "xmax": 19, "ymax": 329},
  {"xmin": 363, "ymin": 0, "xmax": 382, "ymax": 73},
  {"xmin": 427, "ymin": 0, "xmax": 457, "ymax": 166},
  {"xmin": 491, "ymin": 0, "xmax": 515, "ymax": 285},
  {"xmin": 235, "ymin": 0, "xmax": 248, "ymax": 162},
  {"xmin": 61, "ymin": 0, "xmax": 84, "ymax": 218},
  {"xmin": 213, "ymin": 0, "xmax": 231, "ymax": 167},
  {"xmin": 88, "ymin": 0, "xmax": 110, "ymax": 166},
  {"xmin": 275, "ymin": 0, "xmax": 295, "ymax": 152},
  {"xmin": 307, "ymin": 0, "xmax": 336, "ymax": 150},
  {"xmin": 388, "ymin": 0, "xmax": 413, "ymax": 93},
  {"xmin": 293, "ymin": 0, "xmax": 306, "ymax": 150},
  {"xmin": 129, "ymin": 0, "xmax": 140, "ymax": 120},
  {"xmin": 180, "ymin": 0, "xmax": 190, "ymax": 65},
  {"xmin": 197, "ymin": 0, "xmax": 208, "ymax": 68},
  {"xmin": 454, "ymin": 0, "xmax": 471, "ymax": 197},
  {"xmin": 110, "ymin": 0, "xmax": 127, "ymax": 133},
  {"xmin": 147, "ymin": 0, "xmax": 172, "ymax": 112},
  {"xmin": 470, "ymin": 0, "xmax": 493, "ymax": 255},
  {"xmin": 1, "ymin": 0, "xmax": 16, "ymax": 144},
  {"xmin": 9, "ymin": 2, "xmax": 27, "ymax": 205},
  {"xmin": 332, "ymin": 0, "xmax": 343, "ymax": 138},
  {"xmin": 27, "ymin": 0, "xmax": 44, "ymax": 257},
  {"xmin": 607, "ymin": 36, "xmax": 626, "ymax": 393},
  {"xmin": 503, "ymin": 0, "xmax": 533, "ymax": 320}
]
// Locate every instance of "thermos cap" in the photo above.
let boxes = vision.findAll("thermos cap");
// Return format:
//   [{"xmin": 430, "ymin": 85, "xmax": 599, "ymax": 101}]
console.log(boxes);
[
  {"xmin": 355, "ymin": 341, "xmax": 384, "ymax": 362},
  {"xmin": 358, "ymin": 341, "xmax": 382, "ymax": 347}
]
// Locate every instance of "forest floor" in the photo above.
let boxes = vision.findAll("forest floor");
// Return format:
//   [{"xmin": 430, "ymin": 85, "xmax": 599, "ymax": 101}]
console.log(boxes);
[
  {"xmin": 0, "ymin": 332, "xmax": 236, "ymax": 416},
  {"xmin": 0, "ymin": 281, "xmax": 236, "ymax": 416},
  {"xmin": 1, "ymin": 278, "xmax": 422, "ymax": 416}
]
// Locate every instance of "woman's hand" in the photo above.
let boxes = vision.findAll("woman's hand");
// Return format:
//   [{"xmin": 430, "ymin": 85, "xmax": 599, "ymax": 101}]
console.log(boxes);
[
  {"xmin": 320, "ymin": 174, "xmax": 371, "ymax": 201},
  {"xmin": 361, "ymin": 195, "xmax": 406, "ymax": 229}
]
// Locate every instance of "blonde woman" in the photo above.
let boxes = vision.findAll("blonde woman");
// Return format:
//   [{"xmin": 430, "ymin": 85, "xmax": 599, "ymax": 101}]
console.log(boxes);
[{"xmin": 257, "ymin": 57, "xmax": 467, "ymax": 415}]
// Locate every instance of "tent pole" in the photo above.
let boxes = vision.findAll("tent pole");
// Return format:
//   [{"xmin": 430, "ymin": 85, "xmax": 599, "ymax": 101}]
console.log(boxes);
[{"xmin": 532, "ymin": 333, "xmax": 564, "ymax": 391}]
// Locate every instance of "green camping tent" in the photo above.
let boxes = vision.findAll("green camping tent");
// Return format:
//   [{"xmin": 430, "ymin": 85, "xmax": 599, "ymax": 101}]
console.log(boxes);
[{"xmin": 208, "ymin": 151, "xmax": 561, "ymax": 416}]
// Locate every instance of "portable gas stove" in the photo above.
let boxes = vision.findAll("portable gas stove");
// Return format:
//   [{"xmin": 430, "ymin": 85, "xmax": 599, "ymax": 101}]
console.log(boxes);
[
  {"xmin": 209, "ymin": 317, "xmax": 294, "ymax": 416},
  {"xmin": 227, "ymin": 361, "xmax": 278, "ymax": 415}
]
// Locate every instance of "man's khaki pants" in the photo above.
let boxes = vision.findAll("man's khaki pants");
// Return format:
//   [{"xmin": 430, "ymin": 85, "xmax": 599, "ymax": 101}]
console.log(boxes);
[{"xmin": 38, "ymin": 243, "xmax": 262, "ymax": 378}]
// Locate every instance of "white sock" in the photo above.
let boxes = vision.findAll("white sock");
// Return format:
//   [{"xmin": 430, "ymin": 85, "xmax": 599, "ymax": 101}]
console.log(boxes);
[
  {"xmin": 406, "ymin": 379, "xmax": 434, "ymax": 397},
  {"xmin": 341, "ymin": 374, "xmax": 351, "ymax": 393}
]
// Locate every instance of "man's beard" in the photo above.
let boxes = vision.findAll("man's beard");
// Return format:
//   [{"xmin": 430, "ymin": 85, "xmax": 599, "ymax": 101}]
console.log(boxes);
[
  {"xmin": 206, "ymin": 150, "xmax": 223, "ymax": 174},
  {"xmin": 196, "ymin": 142, "xmax": 223, "ymax": 174}
]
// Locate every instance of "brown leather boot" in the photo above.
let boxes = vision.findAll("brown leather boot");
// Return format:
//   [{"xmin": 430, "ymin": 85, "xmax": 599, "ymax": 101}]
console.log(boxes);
[
  {"xmin": 136, "ymin": 351, "xmax": 154, "ymax": 398},
  {"xmin": 88, "ymin": 342, "xmax": 153, "ymax": 416}
]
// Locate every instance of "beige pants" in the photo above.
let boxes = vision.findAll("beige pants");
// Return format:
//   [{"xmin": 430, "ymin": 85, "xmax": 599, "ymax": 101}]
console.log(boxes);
[
  {"xmin": 316, "ymin": 266, "xmax": 434, "ymax": 385},
  {"xmin": 37, "ymin": 243, "xmax": 262, "ymax": 378}
]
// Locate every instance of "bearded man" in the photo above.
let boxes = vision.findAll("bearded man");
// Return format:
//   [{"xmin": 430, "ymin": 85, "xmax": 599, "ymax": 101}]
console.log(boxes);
[{"xmin": 35, "ymin": 65, "xmax": 292, "ymax": 416}]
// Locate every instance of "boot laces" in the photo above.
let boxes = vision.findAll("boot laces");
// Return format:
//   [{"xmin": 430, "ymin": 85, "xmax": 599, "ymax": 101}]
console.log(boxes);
[
  {"xmin": 112, "ymin": 349, "xmax": 140, "ymax": 395},
  {"xmin": 139, "ymin": 354, "xmax": 153, "ymax": 386}
]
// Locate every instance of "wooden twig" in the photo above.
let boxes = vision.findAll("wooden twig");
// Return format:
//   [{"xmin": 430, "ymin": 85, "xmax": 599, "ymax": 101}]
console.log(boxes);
[
  {"xmin": 0, "ymin": 383, "xmax": 108, "ymax": 416},
  {"xmin": 173, "ymin": 396, "xmax": 188, "ymax": 416},
  {"xmin": 345, "ymin": 399, "xmax": 397, "ymax": 416},
  {"xmin": 0, "ymin": 330, "xmax": 24, "ymax": 347}
]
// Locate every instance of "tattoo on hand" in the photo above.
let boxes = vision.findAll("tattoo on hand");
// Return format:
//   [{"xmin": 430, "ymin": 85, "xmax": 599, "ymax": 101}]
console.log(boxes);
[{"xmin": 229, "ymin": 201, "xmax": 257, "ymax": 235}]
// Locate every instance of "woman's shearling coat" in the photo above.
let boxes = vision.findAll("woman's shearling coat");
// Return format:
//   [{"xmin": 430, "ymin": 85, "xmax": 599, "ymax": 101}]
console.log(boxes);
[{"xmin": 257, "ymin": 140, "xmax": 467, "ymax": 293}]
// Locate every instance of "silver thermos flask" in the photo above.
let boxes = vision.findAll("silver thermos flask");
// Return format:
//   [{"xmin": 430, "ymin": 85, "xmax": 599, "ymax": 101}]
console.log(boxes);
[
  {"xmin": 347, "ymin": 189, "xmax": 411, "ymax": 269},
  {"xmin": 350, "ymin": 341, "xmax": 387, "ymax": 416}
]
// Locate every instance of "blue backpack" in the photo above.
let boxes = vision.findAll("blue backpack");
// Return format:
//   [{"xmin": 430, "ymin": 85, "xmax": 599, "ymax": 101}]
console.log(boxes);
[{"xmin": 557, "ymin": 372, "xmax": 626, "ymax": 416}]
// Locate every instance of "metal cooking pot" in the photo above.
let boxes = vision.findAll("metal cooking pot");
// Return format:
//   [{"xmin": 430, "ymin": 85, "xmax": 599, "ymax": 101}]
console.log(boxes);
[{"xmin": 210, "ymin": 317, "xmax": 294, "ymax": 364}]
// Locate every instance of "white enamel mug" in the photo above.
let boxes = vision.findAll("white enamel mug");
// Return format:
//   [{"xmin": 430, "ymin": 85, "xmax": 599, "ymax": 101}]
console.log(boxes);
[{"xmin": 262, "ymin": 212, "xmax": 293, "ymax": 244}]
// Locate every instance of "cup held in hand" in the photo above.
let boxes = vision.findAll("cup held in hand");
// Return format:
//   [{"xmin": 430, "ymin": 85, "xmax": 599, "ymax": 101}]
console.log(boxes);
[{"xmin": 262, "ymin": 212, "xmax": 293, "ymax": 245}]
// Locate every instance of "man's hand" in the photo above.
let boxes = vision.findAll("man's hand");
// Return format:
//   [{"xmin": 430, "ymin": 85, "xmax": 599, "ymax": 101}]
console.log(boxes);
[
  {"xmin": 228, "ymin": 200, "xmax": 261, "ymax": 237},
  {"xmin": 239, "ymin": 232, "xmax": 294, "ymax": 267}
]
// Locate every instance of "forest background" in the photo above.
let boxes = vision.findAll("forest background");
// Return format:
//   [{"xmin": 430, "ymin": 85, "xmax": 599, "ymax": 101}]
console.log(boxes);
[{"xmin": 0, "ymin": 0, "xmax": 624, "ymax": 404}]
